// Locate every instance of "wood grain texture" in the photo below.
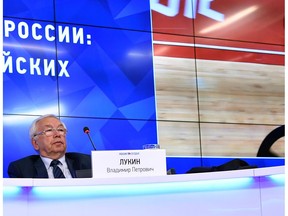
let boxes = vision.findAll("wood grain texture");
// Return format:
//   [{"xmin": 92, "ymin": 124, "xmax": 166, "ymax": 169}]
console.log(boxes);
[
  {"xmin": 154, "ymin": 56, "xmax": 285, "ymax": 157},
  {"xmin": 196, "ymin": 59, "xmax": 284, "ymax": 124},
  {"xmin": 154, "ymin": 56, "xmax": 198, "ymax": 121}
]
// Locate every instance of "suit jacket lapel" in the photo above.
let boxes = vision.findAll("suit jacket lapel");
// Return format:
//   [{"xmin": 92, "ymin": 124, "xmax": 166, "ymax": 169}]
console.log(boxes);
[
  {"xmin": 33, "ymin": 156, "xmax": 76, "ymax": 178},
  {"xmin": 66, "ymin": 157, "xmax": 76, "ymax": 178},
  {"xmin": 34, "ymin": 157, "xmax": 49, "ymax": 178}
]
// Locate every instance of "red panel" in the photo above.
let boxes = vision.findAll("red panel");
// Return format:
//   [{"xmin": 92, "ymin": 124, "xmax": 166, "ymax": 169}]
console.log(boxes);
[
  {"xmin": 153, "ymin": 44, "xmax": 284, "ymax": 65},
  {"xmin": 152, "ymin": 0, "xmax": 284, "ymax": 44},
  {"xmin": 151, "ymin": 0, "xmax": 284, "ymax": 65}
]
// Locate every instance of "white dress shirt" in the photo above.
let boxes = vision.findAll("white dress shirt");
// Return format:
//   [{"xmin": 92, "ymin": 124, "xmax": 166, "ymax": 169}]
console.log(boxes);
[{"xmin": 41, "ymin": 155, "xmax": 73, "ymax": 178}]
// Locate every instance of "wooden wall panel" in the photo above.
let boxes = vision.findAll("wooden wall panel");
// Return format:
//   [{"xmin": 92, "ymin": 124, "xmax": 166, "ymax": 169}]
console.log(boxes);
[{"xmin": 154, "ymin": 56, "xmax": 284, "ymax": 157}]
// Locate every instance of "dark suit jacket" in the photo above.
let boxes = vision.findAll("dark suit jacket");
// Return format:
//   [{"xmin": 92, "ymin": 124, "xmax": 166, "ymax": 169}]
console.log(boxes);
[{"xmin": 8, "ymin": 152, "xmax": 92, "ymax": 178}]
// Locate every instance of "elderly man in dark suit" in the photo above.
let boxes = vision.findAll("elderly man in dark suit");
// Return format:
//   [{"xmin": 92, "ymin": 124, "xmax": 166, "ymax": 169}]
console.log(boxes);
[{"xmin": 8, "ymin": 114, "xmax": 92, "ymax": 178}]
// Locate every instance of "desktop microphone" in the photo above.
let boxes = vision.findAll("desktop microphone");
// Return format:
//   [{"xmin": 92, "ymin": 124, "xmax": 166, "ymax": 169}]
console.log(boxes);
[{"xmin": 83, "ymin": 126, "xmax": 97, "ymax": 150}]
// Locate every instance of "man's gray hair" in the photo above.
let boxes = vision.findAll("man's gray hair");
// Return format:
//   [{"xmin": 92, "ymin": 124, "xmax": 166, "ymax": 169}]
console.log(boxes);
[{"xmin": 29, "ymin": 114, "xmax": 67, "ymax": 139}]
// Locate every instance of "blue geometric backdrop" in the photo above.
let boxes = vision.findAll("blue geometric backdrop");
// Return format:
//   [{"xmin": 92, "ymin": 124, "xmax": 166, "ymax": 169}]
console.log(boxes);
[{"xmin": 3, "ymin": 0, "xmax": 157, "ymax": 177}]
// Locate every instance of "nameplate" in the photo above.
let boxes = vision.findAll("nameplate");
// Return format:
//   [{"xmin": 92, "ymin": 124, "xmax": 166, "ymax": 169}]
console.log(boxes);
[{"xmin": 91, "ymin": 149, "xmax": 167, "ymax": 178}]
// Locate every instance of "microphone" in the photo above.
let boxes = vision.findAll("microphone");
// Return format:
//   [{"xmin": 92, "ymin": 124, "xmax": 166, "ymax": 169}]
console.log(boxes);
[{"xmin": 83, "ymin": 126, "xmax": 97, "ymax": 150}]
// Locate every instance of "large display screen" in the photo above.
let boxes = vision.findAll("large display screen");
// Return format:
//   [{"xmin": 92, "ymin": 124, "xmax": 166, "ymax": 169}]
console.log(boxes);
[{"xmin": 3, "ymin": 0, "xmax": 284, "ymax": 177}]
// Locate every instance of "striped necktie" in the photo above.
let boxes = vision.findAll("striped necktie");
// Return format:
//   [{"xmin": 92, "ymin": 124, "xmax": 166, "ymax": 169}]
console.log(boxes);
[{"xmin": 50, "ymin": 160, "xmax": 65, "ymax": 178}]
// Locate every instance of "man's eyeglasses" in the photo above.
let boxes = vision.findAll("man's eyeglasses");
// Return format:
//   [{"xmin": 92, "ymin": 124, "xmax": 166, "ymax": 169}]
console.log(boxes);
[{"xmin": 34, "ymin": 128, "xmax": 67, "ymax": 137}]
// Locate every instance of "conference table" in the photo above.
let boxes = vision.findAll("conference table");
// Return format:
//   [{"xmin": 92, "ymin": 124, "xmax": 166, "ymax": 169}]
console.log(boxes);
[{"xmin": 3, "ymin": 166, "xmax": 284, "ymax": 216}]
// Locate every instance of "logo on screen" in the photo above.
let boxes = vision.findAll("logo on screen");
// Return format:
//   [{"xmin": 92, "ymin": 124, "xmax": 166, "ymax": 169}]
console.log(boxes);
[{"xmin": 151, "ymin": 0, "xmax": 224, "ymax": 21}]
